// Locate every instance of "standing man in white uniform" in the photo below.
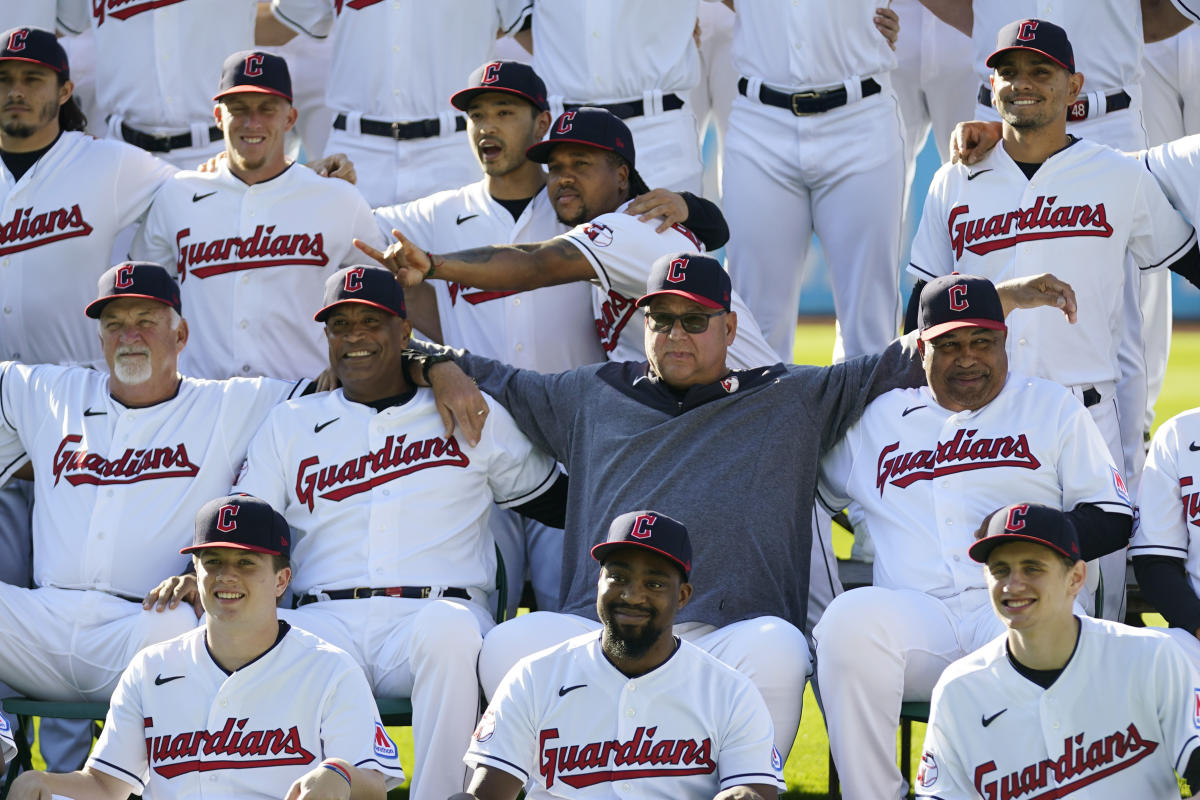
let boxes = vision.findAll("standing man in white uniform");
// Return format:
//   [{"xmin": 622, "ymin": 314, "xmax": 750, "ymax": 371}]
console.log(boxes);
[
  {"xmin": 917, "ymin": 504, "xmax": 1200, "ymax": 799},
  {"xmin": 8, "ymin": 493, "xmax": 406, "ymax": 800},
  {"xmin": 269, "ymin": 0, "xmax": 528, "ymax": 206},
  {"xmin": 722, "ymin": 0, "xmax": 907, "ymax": 365},
  {"xmin": 132, "ymin": 50, "xmax": 382, "ymax": 381},
  {"xmin": 232, "ymin": 266, "xmax": 564, "ymax": 800}
]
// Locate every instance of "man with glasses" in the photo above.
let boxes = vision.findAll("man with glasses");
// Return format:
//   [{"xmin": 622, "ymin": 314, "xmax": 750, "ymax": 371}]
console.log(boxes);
[{"xmin": 405, "ymin": 253, "xmax": 1078, "ymax": 764}]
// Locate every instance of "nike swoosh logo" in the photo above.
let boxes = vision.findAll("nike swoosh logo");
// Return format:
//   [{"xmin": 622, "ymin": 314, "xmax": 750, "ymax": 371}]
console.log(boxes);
[
  {"xmin": 982, "ymin": 709, "xmax": 1007, "ymax": 727},
  {"xmin": 192, "ymin": 191, "xmax": 217, "ymax": 202},
  {"xmin": 967, "ymin": 169, "xmax": 993, "ymax": 181},
  {"xmin": 154, "ymin": 674, "xmax": 185, "ymax": 686},
  {"xmin": 902, "ymin": 405, "xmax": 926, "ymax": 417},
  {"xmin": 456, "ymin": 213, "xmax": 478, "ymax": 225},
  {"xmin": 314, "ymin": 418, "xmax": 339, "ymax": 433},
  {"xmin": 83, "ymin": 407, "xmax": 106, "ymax": 417},
  {"xmin": 558, "ymin": 684, "xmax": 586, "ymax": 697},
  {"xmin": 1190, "ymin": 442, "xmax": 1200, "ymax": 452}
]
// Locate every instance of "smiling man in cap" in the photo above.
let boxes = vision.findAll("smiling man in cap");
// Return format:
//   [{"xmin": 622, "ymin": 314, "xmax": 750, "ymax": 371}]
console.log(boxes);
[
  {"xmin": 9, "ymin": 493, "xmax": 404, "ymax": 800},
  {"xmin": 455, "ymin": 510, "xmax": 783, "ymax": 800},
  {"xmin": 917, "ymin": 503, "xmax": 1200, "ymax": 798}
]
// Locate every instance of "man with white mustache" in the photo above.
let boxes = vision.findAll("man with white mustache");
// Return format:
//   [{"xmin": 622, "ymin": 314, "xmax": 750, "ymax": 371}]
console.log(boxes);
[{"xmin": 0, "ymin": 261, "xmax": 311, "ymax": 713}]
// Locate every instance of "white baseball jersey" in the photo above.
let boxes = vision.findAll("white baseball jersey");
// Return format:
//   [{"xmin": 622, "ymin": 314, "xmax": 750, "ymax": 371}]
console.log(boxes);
[
  {"xmin": 908, "ymin": 139, "xmax": 1196, "ymax": 387},
  {"xmin": 467, "ymin": 633, "xmax": 785, "ymax": 800},
  {"xmin": 730, "ymin": 0, "xmax": 897, "ymax": 90},
  {"xmin": 131, "ymin": 162, "xmax": 383, "ymax": 380},
  {"xmin": 234, "ymin": 387, "xmax": 559, "ymax": 595},
  {"xmin": 57, "ymin": 0, "xmax": 256, "ymax": 133},
  {"xmin": 0, "ymin": 707, "xmax": 13, "ymax": 765},
  {"xmin": 1171, "ymin": 0, "xmax": 1200, "ymax": 21},
  {"xmin": 0, "ymin": 362, "xmax": 304, "ymax": 597},
  {"xmin": 918, "ymin": 618, "xmax": 1200, "ymax": 799},
  {"xmin": 1129, "ymin": 407, "xmax": 1200, "ymax": 589},
  {"xmin": 1144, "ymin": 134, "xmax": 1200, "ymax": 226},
  {"xmin": 270, "ymin": 0, "xmax": 526, "ymax": 120},
  {"xmin": 87, "ymin": 623, "xmax": 406, "ymax": 797},
  {"xmin": 819, "ymin": 375, "xmax": 1132, "ymax": 596},
  {"xmin": 528, "ymin": 1, "xmax": 701, "ymax": 103},
  {"xmin": 559, "ymin": 202, "xmax": 778, "ymax": 368},
  {"xmin": 374, "ymin": 182, "xmax": 604, "ymax": 371},
  {"xmin": 0, "ymin": 131, "xmax": 175, "ymax": 366},
  {"xmin": 2, "ymin": 1, "xmax": 56, "ymax": 28}
]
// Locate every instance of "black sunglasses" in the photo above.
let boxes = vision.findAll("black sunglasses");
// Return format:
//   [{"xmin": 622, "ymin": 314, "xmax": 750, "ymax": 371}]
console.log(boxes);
[{"xmin": 645, "ymin": 310, "xmax": 726, "ymax": 334}]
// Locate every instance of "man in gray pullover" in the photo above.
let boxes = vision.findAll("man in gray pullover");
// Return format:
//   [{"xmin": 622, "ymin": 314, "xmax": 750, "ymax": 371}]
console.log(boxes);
[{"xmin": 410, "ymin": 253, "xmax": 1077, "ymax": 761}]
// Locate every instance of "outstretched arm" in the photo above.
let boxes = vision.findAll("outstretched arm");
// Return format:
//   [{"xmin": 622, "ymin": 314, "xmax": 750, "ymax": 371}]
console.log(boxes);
[
  {"xmin": 449, "ymin": 766, "xmax": 525, "ymax": 800},
  {"xmin": 355, "ymin": 231, "xmax": 594, "ymax": 291},
  {"xmin": 916, "ymin": 0, "xmax": 972, "ymax": 35},
  {"xmin": 8, "ymin": 766, "xmax": 134, "ymax": 800}
]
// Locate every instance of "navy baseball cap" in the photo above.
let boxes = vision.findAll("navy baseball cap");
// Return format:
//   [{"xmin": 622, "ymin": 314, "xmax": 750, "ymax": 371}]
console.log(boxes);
[
  {"xmin": 968, "ymin": 503, "xmax": 1082, "ymax": 564},
  {"xmin": 918, "ymin": 273, "xmax": 1006, "ymax": 342},
  {"xmin": 214, "ymin": 50, "xmax": 292, "ymax": 102},
  {"xmin": 528, "ymin": 107, "xmax": 635, "ymax": 164},
  {"xmin": 592, "ymin": 510, "xmax": 693, "ymax": 580},
  {"xmin": 183, "ymin": 494, "xmax": 290, "ymax": 558},
  {"xmin": 315, "ymin": 266, "xmax": 407, "ymax": 321},
  {"xmin": 0, "ymin": 27, "xmax": 69, "ymax": 78},
  {"xmin": 451, "ymin": 60, "xmax": 549, "ymax": 112},
  {"xmin": 85, "ymin": 262, "xmax": 182, "ymax": 319},
  {"xmin": 637, "ymin": 253, "xmax": 732, "ymax": 312},
  {"xmin": 987, "ymin": 19, "xmax": 1075, "ymax": 74}
]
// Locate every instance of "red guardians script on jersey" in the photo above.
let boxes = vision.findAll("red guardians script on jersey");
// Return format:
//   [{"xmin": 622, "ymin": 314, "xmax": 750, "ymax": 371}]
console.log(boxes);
[
  {"xmin": 447, "ymin": 282, "xmax": 519, "ymax": 306},
  {"xmin": 335, "ymin": 0, "xmax": 386, "ymax": 12},
  {"xmin": 93, "ymin": 0, "xmax": 189, "ymax": 25},
  {"xmin": 175, "ymin": 226, "xmax": 329, "ymax": 280},
  {"xmin": 538, "ymin": 726, "xmax": 716, "ymax": 789},
  {"xmin": 0, "ymin": 206, "xmax": 94, "ymax": 256},
  {"xmin": 876, "ymin": 430, "xmax": 1041, "ymax": 495},
  {"xmin": 295, "ymin": 434, "xmax": 469, "ymax": 510},
  {"xmin": 595, "ymin": 290, "xmax": 637, "ymax": 352},
  {"xmin": 145, "ymin": 716, "xmax": 316, "ymax": 778},
  {"xmin": 972, "ymin": 723, "xmax": 1157, "ymax": 800},
  {"xmin": 948, "ymin": 196, "xmax": 1114, "ymax": 259},
  {"xmin": 52, "ymin": 435, "xmax": 199, "ymax": 487},
  {"xmin": 1182, "ymin": 476, "xmax": 1200, "ymax": 527}
]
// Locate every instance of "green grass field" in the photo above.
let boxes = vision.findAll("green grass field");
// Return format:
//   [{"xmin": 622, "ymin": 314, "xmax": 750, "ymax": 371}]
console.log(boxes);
[{"xmin": 22, "ymin": 321, "xmax": 1200, "ymax": 798}]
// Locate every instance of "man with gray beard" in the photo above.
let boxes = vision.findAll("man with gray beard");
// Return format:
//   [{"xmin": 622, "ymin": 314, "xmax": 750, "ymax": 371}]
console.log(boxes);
[{"xmin": 0, "ymin": 262, "xmax": 310, "ymax": 708}]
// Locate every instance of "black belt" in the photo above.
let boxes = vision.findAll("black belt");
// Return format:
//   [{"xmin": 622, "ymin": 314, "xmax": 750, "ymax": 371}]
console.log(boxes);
[
  {"xmin": 294, "ymin": 586, "xmax": 471, "ymax": 606},
  {"xmin": 563, "ymin": 93, "xmax": 685, "ymax": 120},
  {"xmin": 333, "ymin": 113, "xmax": 466, "ymax": 141},
  {"xmin": 1082, "ymin": 386, "xmax": 1102, "ymax": 408},
  {"xmin": 120, "ymin": 122, "xmax": 222, "ymax": 153},
  {"xmin": 977, "ymin": 86, "xmax": 1131, "ymax": 122},
  {"xmin": 738, "ymin": 77, "xmax": 881, "ymax": 115}
]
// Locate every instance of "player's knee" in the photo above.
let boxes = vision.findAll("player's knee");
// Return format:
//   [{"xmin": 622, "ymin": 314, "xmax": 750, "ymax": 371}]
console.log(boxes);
[
  {"xmin": 479, "ymin": 612, "xmax": 571, "ymax": 700},
  {"xmin": 134, "ymin": 604, "xmax": 197, "ymax": 653},
  {"xmin": 409, "ymin": 601, "xmax": 485, "ymax": 665},
  {"xmin": 814, "ymin": 587, "xmax": 898, "ymax": 669},
  {"xmin": 730, "ymin": 616, "xmax": 811, "ymax": 685}
]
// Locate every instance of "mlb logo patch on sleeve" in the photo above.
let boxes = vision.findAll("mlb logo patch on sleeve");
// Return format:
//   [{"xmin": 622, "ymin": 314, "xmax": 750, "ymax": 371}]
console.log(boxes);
[
  {"xmin": 374, "ymin": 721, "xmax": 398, "ymax": 759},
  {"xmin": 917, "ymin": 752, "xmax": 938, "ymax": 788}
]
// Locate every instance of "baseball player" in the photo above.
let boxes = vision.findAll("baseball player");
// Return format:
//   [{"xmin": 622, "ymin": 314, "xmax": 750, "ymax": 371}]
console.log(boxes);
[
  {"xmin": 8, "ymin": 493, "xmax": 406, "ymax": 800},
  {"xmin": 814, "ymin": 274, "xmax": 1133, "ymax": 800},
  {"xmin": 131, "ymin": 50, "xmax": 383, "ymax": 381},
  {"xmin": 408, "ymin": 253, "xmax": 1077, "ymax": 760},
  {"xmin": 0, "ymin": 262, "xmax": 309, "ymax": 706},
  {"xmin": 360, "ymin": 106, "xmax": 778, "ymax": 370},
  {"xmin": 227, "ymin": 265, "xmax": 563, "ymax": 800},
  {"xmin": 1129, "ymin": 406, "xmax": 1200, "ymax": 662},
  {"xmin": 721, "ymin": 0, "xmax": 906, "ymax": 365},
  {"xmin": 455, "ymin": 510, "xmax": 784, "ymax": 800},
  {"xmin": 56, "ymin": 0, "xmax": 257, "ymax": 168},
  {"xmin": 907, "ymin": 19, "xmax": 1199, "ymax": 618},
  {"xmin": 269, "ymin": 0, "xmax": 527, "ymax": 206},
  {"xmin": 916, "ymin": 504, "xmax": 1200, "ymax": 798},
  {"xmin": 1142, "ymin": 25, "xmax": 1200, "ymax": 147}
]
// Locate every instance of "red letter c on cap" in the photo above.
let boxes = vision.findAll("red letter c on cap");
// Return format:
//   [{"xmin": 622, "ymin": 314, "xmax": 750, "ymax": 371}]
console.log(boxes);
[
  {"xmin": 343, "ymin": 267, "xmax": 365, "ymax": 293},
  {"xmin": 556, "ymin": 111, "xmax": 575, "ymax": 134},
  {"xmin": 630, "ymin": 514, "xmax": 656, "ymax": 539},
  {"xmin": 7, "ymin": 30, "xmax": 28, "ymax": 52},
  {"xmin": 244, "ymin": 54, "xmax": 264, "ymax": 77},
  {"xmin": 1017, "ymin": 20, "xmax": 1039, "ymax": 41},
  {"xmin": 666, "ymin": 258, "xmax": 688, "ymax": 284},
  {"xmin": 216, "ymin": 504, "xmax": 239, "ymax": 533},
  {"xmin": 1004, "ymin": 504, "xmax": 1029, "ymax": 532},
  {"xmin": 948, "ymin": 284, "xmax": 968, "ymax": 311},
  {"xmin": 482, "ymin": 62, "xmax": 502, "ymax": 84},
  {"xmin": 115, "ymin": 264, "xmax": 135, "ymax": 289}
]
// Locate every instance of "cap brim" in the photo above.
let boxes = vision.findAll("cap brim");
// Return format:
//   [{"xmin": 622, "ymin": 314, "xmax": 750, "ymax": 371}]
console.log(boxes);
[
  {"xmin": 314, "ymin": 298, "xmax": 404, "ymax": 322},
  {"xmin": 920, "ymin": 318, "xmax": 1006, "ymax": 341},
  {"xmin": 968, "ymin": 533, "xmax": 1075, "ymax": 564},
  {"xmin": 180, "ymin": 541, "xmax": 283, "ymax": 556},
  {"xmin": 635, "ymin": 289, "xmax": 725, "ymax": 310},
  {"xmin": 526, "ymin": 137, "xmax": 615, "ymax": 164},
  {"xmin": 85, "ymin": 294, "xmax": 178, "ymax": 319},
  {"xmin": 213, "ymin": 86, "xmax": 292, "ymax": 102},
  {"xmin": 986, "ymin": 46, "xmax": 1073, "ymax": 73},
  {"xmin": 0, "ymin": 55, "xmax": 64, "ymax": 73},
  {"xmin": 450, "ymin": 86, "xmax": 545, "ymax": 112},
  {"xmin": 590, "ymin": 541, "xmax": 689, "ymax": 578}
]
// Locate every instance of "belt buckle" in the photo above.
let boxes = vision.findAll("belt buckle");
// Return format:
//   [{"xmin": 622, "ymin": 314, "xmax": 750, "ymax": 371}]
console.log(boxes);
[
  {"xmin": 352, "ymin": 587, "xmax": 372, "ymax": 599},
  {"xmin": 790, "ymin": 91, "xmax": 821, "ymax": 116},
  {"xmin": 390, "ymin": 121, "xmax": 403, "ymax": 140}
]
